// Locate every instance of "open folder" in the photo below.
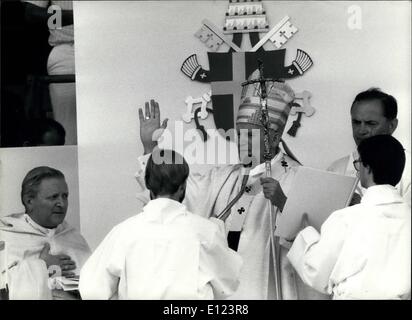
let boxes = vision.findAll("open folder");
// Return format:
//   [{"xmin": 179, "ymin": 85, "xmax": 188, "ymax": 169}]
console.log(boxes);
[
  {"xmin": 275, "ymin": 166, "xmax": 358, "ymax": 240},
  {"xmin": 54, "ymin": 275, "xmax": 79, "ymax": 291}
]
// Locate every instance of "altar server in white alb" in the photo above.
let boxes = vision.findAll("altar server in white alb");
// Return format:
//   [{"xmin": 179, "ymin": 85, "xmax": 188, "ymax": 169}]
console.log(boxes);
[
  {"xmin": 0, "ymin": 166, "xmax": 91, "ymax": 300},
  {"xmin": 288, "ymin": 135, "xmax": 411, "ymax": 299},
  {"xmin": 135, "ymin": 70, "xmax": 327, "ymax": 300},
  {"xmin": 328, "ymin": 88, "xmax": 410, "ymax": 206},
  {"xmin": 79, "ymin": 149, "xmax": 242, "ymax": 300}
]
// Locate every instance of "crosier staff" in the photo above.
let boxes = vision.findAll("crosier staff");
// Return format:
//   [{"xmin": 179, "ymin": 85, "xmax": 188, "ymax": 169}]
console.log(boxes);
[{"xmin": 238, "ymin": 59, "xmax": 283, "ymax": 300}]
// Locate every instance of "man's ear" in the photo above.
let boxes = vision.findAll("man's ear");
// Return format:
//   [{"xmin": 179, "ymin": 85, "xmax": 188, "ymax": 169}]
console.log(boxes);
[
  {"xmin": 178, "ymin": 181, "xmax": 187, "ymax": 193},
  {"xmin": 366, "ymin": 164, "xmax": 376, "ymax": 185},
  {"xmin": 388, "ymin": 118, "xmax": 398, "ymax": 135},
  {"xmin": 23, "ymin": 195, "xmax": 34, "ymax": 213},
  {"xmin": 366, "ymin": 164, "xmax": 373, "ymax": 175}
]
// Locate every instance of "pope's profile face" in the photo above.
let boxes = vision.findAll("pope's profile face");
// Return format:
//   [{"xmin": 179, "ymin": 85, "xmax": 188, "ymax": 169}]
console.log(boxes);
[
  {"xmin": 351, "ymin": 100, "xmax": 397, "ymax": 146},
  {"xmin": 236, "ymin": 122, "xmax": 281, "ymax": 167},
  {"xmin": 27, "ymin": 178, "xmax": 69, "ymax": 228},
  {"xmin": 236, "ymin": 123, "xmax": 262, "ymax": 167}
]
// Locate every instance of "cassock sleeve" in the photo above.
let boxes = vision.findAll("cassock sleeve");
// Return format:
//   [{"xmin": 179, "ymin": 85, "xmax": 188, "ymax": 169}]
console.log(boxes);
[
  {"xmin": 209, "ymin": 217, "xmax": 228, "ymax": 237},
  {"xmin": 403, "ymin": 187, "xmax": 411, "ymax": 207},
  {"xmin": 79, "ymin": 228, "xmax": 124, "ymax": 300},
  {"xmin": 287, "ymin": 212, "xmax": 347, "ymax": 295},
  {"xmin": 135, "ymin": 154, "xmax": 151, "ymax": 207},
  {"xmin": 202, "ymin": 224, "xmax": 243, "ymax": 299},
  {"xmin": 400, "ymin": 153, "xmax": 411, "ymax": 207},
  {"xmin": 8, "ymin": 259, "xmax": 52, "ymax": 300}
]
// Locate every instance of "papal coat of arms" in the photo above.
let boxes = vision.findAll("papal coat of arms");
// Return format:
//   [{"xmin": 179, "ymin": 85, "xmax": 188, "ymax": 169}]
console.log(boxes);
[{"xmin": 180, "ymin": 0, "xmax": 315, "ymax": 140}]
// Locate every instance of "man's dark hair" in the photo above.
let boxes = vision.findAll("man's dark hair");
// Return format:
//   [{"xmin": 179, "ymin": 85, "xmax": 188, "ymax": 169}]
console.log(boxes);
[
  {"xmin": 25, "ymin": 118, "xmax": 66, "ymax": 146},
  {"xmin": 21, "ymin": 166, "xmax": 65, "ymax": 210},
  {"xmin": 358, "ymin": 135, "xmax": 405, "ymax": 186},
  {"xmin": 351, "ymin": 88, "xmax": 398, "ymax": 120},
  {"xmin": 144, "ymin": 149, "xmax": 189, "ymax": 197}
]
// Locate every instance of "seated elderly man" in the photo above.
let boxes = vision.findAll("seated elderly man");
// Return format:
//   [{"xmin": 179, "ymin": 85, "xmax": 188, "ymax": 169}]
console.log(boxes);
[{"xmin": 0, "ymin": 166, "xmax": 90, "ymax": 299}]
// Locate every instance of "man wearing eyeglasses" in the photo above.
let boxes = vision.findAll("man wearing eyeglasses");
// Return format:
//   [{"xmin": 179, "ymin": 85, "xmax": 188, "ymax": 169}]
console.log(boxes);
[
  {"xmin": 328, "ymin": 88, "xmax": 410, "ymax": 206},
  {"xmin": 288, "ymin": 135, "xmax": 411, "ymax": 299}
]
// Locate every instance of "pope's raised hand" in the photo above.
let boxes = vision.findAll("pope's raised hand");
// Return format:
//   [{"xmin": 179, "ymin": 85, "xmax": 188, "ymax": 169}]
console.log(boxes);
[
  {"xmin": 260, "ymin": 177, "xmax": 287, "ymax": 211},
  {"xmin": 138, "ymin": 99, "xmax": 168, "ymax": 154}
]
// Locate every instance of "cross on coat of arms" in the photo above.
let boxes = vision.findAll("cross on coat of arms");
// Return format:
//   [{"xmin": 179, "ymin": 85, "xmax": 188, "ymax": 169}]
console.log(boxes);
[{"xmin": 180, "ymin": 0, "xmax": 314, "ymax": 138}]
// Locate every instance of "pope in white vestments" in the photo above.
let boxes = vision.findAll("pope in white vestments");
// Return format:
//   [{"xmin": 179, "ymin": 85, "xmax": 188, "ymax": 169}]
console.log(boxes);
[
  {"xmin": 79, "ymin": 149, "xmax": 242, "ymax": 300},
  {"xmin": 288, "ymin": 135, "xmax": 411, "ymax": 299},
  {"xmin": 0, "ymin": 167, "xmax": 91, "ymax": 300},
  {"xmin": 135, "ymin": 74, "xmax": 329, "ymax": 300}
]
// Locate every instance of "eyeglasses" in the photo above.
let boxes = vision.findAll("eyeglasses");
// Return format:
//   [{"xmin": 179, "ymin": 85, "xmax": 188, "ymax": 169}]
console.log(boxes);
[{"xmin": 353, "ymin": 159, "xmax": 362, "ymax": 171}]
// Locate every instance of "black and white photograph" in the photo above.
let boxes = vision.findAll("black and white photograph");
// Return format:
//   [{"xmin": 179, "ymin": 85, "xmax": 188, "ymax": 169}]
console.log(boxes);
[{"xmin": 0, "ymin": 0, "xmax": 410, "ymax": 307}]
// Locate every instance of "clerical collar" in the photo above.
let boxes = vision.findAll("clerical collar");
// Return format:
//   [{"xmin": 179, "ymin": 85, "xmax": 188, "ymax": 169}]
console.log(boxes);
[
  {"xmin": 143, "ymin": 198, "xmax": 187, "ymax": 223},
  {"xmin": 248, "ymin": 151, "xmax": 284, "ymax": 177},
  {"xmin": 361, "ymin": 184, "xmax": 403, "ymax": 207},
  {"xmin": 24, "ymin": 214, "xmax": 57, "ymax": 237}
]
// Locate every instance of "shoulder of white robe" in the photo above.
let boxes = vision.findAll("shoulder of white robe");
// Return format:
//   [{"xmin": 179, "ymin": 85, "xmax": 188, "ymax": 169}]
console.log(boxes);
[
  {"xmin": 56, "ymin": 221, "xmax": 91, "ymax": 249},
  {"xmin": 281, "ymin": 139, "xmax": 302, "ymax": 165},
  {"xmin": 0, "ymin": 213, "xmax": 25, "ymax": 229}
]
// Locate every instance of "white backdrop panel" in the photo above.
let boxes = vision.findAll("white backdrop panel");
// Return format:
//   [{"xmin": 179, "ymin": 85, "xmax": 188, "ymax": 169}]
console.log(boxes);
[{"xmin": 73, "ymin": 1, "xmax": 411, "ymax": 249}]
